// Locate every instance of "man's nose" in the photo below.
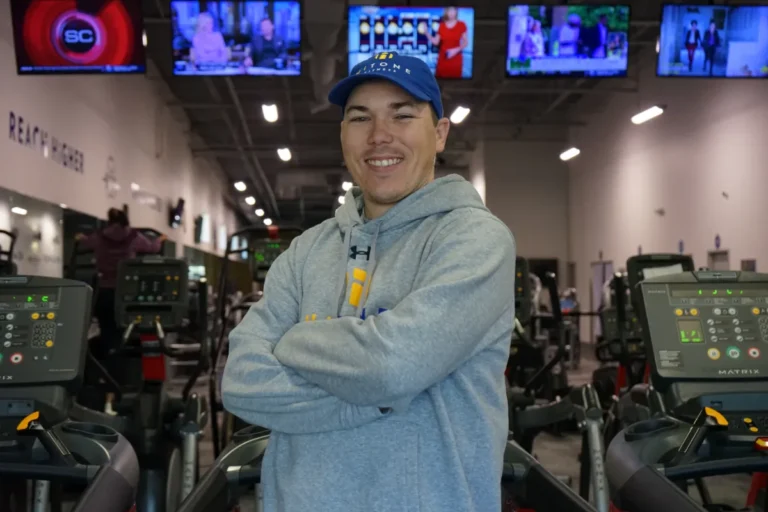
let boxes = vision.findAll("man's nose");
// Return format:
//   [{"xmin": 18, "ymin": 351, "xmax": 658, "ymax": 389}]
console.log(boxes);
[{"xmin": 368, "ymin": 118, "xmax": 394, "ymax": 145}]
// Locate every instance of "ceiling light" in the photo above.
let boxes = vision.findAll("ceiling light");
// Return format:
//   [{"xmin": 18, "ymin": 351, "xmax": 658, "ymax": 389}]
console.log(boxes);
[
  {"xmin": 255, "ymin": 208, "xmax": 265, "ymax": 217},
  {"xmin": 234, "ymin": 181, "xmax": 247, "ymax": 192},
  {"xmin": 142, "ymin": 30, "xmax": 148, "ymax": 47},
  {"xmin": 277, "ymin": 148, "xmax": 292, "ymax": 162},
  {"xmin": 263, "ymin": 218, "xmax": 273, "ymax": 226},
  {"xmin": 342, "ymin": 181, "xmax": 353, "ymax": 191},
  {"xmin": 338, "ymin": 195, "xmax": 345, "ymax": 205},
  {"xmin": 559, "ymin": 147, "xmax": 581, "ymax": 161},
  {"xmin": 131, "ymin": 182, "xmax": 140, "ymax": 191},
  {"xmin": 262, "ymin": 104, "xmax": 279, "ymax": 123},
  {"xmin": 449, "ymin": 106, "xmax": 471, "ymax": 124},
  {"xmin": 11, "ymin": 207, "xmax": 27, "ymax": 216},
  {"xmin": 60, "ymin": 203, "xmax": 67, "ymax": 209},
  {"xmin": 244, "ymin": 196, "xmax": 256, "ymax": 205},
  {"xmin": 632, "ymin": 106, "xmax": 665, "ymax": 125}
]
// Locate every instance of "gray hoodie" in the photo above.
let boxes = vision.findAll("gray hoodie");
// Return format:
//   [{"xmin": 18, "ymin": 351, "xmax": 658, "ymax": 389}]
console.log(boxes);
[{"xmin": 222, "ymin": 174, "xmax": 516, "ymax": 512}]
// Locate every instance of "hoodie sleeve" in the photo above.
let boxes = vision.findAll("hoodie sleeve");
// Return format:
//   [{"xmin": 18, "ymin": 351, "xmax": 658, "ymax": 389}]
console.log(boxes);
[
  {"xmin": 221, "ymin": 238, "xmax": 386, "ymax": 434},
  {"xmin": 131, "ymin": 232, "xmax": 163, "ymax": 254},
  {"xmin": 273, "ymin": 211, "xmax": 516, "ymax": 408}
]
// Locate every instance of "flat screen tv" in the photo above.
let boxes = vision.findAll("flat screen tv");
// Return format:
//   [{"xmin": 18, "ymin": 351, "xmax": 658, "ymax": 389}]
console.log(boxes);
[
  {"xmin": 348, "ymin": 5, "xmax": 475, "ymax": 79},
  {"xmin": 10, "ymin": 0, "xmax": 146, "ymax": 74},
  {"xmin": 171, "ymin": 1, "xmax": 301, "ymax": 76},
  {"xmin": 506, "ymin": 4, "xmax": 630, "ymax": 77},
  {"xmin": 658, "ymin": 4, "xmax": 768, "ymax": 78}
]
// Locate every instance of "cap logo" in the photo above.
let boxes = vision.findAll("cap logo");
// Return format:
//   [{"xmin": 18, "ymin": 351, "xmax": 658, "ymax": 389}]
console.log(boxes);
[{"xmin": 374, "ymin": 52, "xmax": 395, "ymax": 60}]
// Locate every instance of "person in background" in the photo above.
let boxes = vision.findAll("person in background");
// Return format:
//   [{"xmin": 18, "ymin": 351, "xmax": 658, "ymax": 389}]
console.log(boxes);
[
  {"xmin": 585, "ymin": 14, "xmax": 609, "ymax": 58},
  {"xmin": 558, "ymin": 13, "xmax": 582, "ymax": 56},
  {"xmin": 76, "ymin": 208, "xmax": 166, "ymax": 359},
  {"xmin": 702, "ymin": 20, "xmax": 721, "ymax": 76},
  {"xmin": 245, "ymin": 17, "xmax": 287, "ymax": 69},
  {"xmin": 521, "ymin": 19, "xmax": 546, "ymax": 59},
  {"xmin": 190, "ymin": 12, "xmax": 230, "ymax": 68},
  {"xmin": 430, "ymin": 6, "xmax": 468, "ymax": 78},
  {"xmin": 684, "ymin": 19, "xmax": 701, "ymax": 72}
]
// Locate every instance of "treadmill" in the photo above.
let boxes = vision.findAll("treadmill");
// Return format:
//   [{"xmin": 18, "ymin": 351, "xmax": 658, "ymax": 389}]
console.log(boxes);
[
  {"xmin": 606, "ymin": 270, "xmax": 768, "ymax": 512},
  {"xmin": 0, "ymin": 275, "xmax": 140, "ymax": 511}
]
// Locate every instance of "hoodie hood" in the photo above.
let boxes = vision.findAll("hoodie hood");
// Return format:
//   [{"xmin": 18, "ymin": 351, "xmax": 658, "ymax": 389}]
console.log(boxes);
[
  {"xmin": 101, "ymin": 224, "xmax": 134, "ymax": 241},
  {"xmin": 331, "ymin": 174, "xmax": 486, "ymax": 319},
  {"xmin": 334, "ymin": 174, "xmax": 487, "ymax": 235}
]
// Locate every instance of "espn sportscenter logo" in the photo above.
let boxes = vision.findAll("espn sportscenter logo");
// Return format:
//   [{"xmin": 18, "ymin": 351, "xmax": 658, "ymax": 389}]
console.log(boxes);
[{"xmin": 52, "ymin": 11, "xmax": 106, "ymax": 64}]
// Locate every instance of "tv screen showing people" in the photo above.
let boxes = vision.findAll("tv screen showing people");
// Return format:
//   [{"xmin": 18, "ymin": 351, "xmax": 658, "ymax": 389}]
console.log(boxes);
[
  {"xmin": 658, "ymin": 4, "xmax": 768, "ymax": 78},
  {"xmin": 171, "ymin": 1, "xmax": 301, "ymax": 76},
  {"xmin": 10, "ymin": 0, "xmax": 146, "ymax": 74},
  {"xmin": 348, "ymin": 5, "xmax": 475, "ymax": 79},
  {"xmin": 506, "ymin": 4, "xmax": 630, "ymax": 77}
]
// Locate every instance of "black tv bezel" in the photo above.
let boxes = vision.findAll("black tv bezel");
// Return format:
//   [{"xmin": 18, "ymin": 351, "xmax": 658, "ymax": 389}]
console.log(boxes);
[
  {"xmin": 656, "ymin": 2, "xmax": 768, "ymax": 80},
  {"xmin": 168, "ymin": 0, "xmax": 304, "ymax": 78},
  {"xmin": 503, "ymin": 3, "xmax": 633, "ymax": 80},
  {"xmin": 9, "ymin": 0, "xmax": 148, "ymax": 76},
  {"xmin": 346, "ymin": 4, "xmax": 477, "ymax": 82}
]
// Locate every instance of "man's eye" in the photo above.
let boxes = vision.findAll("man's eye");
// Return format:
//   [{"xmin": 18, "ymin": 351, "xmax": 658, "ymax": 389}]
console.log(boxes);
[
  {"xmin": 349, "ymin": 117, "xmax": 369, "ymax": 123},
  {"xmin": 395, "ymin": 114, "xmax": 414, "ymax": 120}
]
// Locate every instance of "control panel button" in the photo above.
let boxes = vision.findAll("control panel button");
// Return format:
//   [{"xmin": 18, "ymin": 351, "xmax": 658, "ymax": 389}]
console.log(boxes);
[
  {"xmin": 745, "ymin": 417, "xmax": 753, "ymax": 424},
  {"xmin": 5, "ymin": 325, "xmax": 12, "ymax": 331},
  {"xmin": 690, "ymin": 308, "xmax": 699, "ymax": 316},
  {"xmin": 5, "ymin": 313, "xmax": 13, "ymax": 321},
  {"xmin": 10, "ymin": 353, "xmax": 22, "ymax": 365},
  {"xmin": 732, "ymin": 319, "xmax": 740, "ymax": 325},
  {"xmin": 714, "ymin": 308, "xmax": 722, "ymax": 315},
  {"xmin": 727, "ymin": 346, "xmax": 741, "ymax": 359},
  {"xmin": 46, "ymin": 313, "xmax": 55, "ymax": 320},
  {"xmin": 45, "ymin": 340, "xmax": 53, "ymax": 348},
  {"xmin": 675, "ymin": 309, "xmax": 683, "ymax": 316},
  {"xmin": 735, "ymin": 327, "xmax": 742, "ymax": 334},
  {"xmin": 748, "ymin": 347, "xmax": 761, "ymax": 359},
  {"xmin": 728, "ymin": 308, "xmax": 737, "ymax": 315},
  {"xmin": 750, "ymin": 426, "xmax": 759, "ymax": 433},
  {"xmin": 707, "ymin": 348, "xmax": 721, "ymax": 360},
  {"xmin": 31, "ymin": 313, "xmax": 39, "ymax": 320},
  {"xmin": 737, "ymin": 336, "xmax": 744, "ymax": 342},
  {"xmin": 753, "ymin": 308, "xmax": 761, "ymax": 315}
]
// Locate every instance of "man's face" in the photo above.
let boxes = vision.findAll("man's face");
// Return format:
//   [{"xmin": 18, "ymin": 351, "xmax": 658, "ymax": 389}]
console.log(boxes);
[
  {"xmin": 340, "ymin": 81, "xmax": 450, "ymax": 216},
  {"xmin": 261, "ymin": 18, "xmax": 274, "ymax": 37}
]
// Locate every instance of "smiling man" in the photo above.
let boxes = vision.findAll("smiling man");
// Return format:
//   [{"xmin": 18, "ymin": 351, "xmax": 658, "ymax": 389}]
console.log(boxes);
[{"xmin": 222, "ymin": 52, "xmax": 516, "ymax": 512}]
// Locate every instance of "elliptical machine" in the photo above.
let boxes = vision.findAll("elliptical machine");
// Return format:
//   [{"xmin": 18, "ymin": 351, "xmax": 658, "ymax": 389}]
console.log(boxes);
[
  {"xmin": 0, "ymin": 275, "xmax": 140, "ymax": 511},
  {"xmin": 74, "ymin": 257, "xmax": 208, "ymax": 511}
]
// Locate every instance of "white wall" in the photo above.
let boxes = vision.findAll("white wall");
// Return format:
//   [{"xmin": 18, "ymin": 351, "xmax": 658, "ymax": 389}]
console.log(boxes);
[
  {"xmin": 568, "ymin": 62, "xmax": 768, "ymax": 312},
  {"xmin": 0, "ymin": 191, "xmax": 63, "ymax": 277},
  {"xmin": 0, "ymin": 0, "xmax": 237, "ymax": 257},
  {"xmin": 484, "ymin": 141, "xmax": 570, "ymax": 273}
]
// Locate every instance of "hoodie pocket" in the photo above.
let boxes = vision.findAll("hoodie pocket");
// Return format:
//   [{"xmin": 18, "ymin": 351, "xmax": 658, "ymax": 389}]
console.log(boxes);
[{"xmin": 267, "ymin": 419, "xmax": 421, "ymax": 512}]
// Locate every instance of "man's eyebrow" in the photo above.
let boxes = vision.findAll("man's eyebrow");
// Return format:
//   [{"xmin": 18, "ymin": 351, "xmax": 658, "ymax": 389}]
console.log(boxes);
[{"xmin": 345, "ymin": 105, "xmax": 369, "ymax": 115}]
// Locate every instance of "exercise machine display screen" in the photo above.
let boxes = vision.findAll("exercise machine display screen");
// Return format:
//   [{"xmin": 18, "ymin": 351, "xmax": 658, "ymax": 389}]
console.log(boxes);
[
  {"xmin": 641, "ymin": 277, "xmax": 768, "ymax": 380},
  {"xmin": 116, "ymin": 259, "xmax": 188, "ymax": 331},
  {"xmin": 0, "ymin": 277, "xmax": 91, "ymax": 389}
]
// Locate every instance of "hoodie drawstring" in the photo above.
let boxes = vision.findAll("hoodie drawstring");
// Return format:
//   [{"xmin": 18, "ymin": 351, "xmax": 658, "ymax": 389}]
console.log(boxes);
[
  {"xmin": 355, "ymin": 224, "xmax": 379, "ymax": 320},
  {"xmin": 335, "ymin": 228, "xmax": 354, "ymax": 317}
]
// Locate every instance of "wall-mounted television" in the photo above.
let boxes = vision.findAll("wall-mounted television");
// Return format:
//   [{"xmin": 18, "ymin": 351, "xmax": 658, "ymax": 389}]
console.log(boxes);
[
  {"xmin": 658, "ymin": 4, "xmax": 768, "ymax": 78},
  {"xmin": 348, "ymin": 5, "xmax": 475, "ymax": 79},
  {"xmin": 171, "ymin": 1, "xmax": 301, "ymax": 76},
  {"xmin": 10, "ymin": 0, "xmax": 146, "ymax": 74},
  {"xmin": 506, "ymin": 4, "xmax": 630, "ymax": 77}
]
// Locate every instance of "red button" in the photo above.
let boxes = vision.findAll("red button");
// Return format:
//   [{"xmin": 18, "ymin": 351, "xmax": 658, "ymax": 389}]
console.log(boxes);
[
  {"xmin": 10, "ymin": 353, "xmax": 23, "ymax": 365},
  {"xmin": 748, "ymin": 347, "xmax": 761, "ymax": 359}
]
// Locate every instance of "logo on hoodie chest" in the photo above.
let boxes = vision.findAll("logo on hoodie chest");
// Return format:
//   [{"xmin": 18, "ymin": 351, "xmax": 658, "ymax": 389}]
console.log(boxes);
[
  {"xmin": 303, "ymin": 265, "xmax": 388, "ymax": 321},
  {"xmin": 349, "ymin": 245, "xmax": 371, "ymax": 261}
]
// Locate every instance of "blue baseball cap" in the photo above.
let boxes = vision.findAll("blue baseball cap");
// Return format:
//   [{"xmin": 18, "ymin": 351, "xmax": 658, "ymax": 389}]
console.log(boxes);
[{"xmin": 328, "ymin": 52, "xmax": 443, "ymax": 119}]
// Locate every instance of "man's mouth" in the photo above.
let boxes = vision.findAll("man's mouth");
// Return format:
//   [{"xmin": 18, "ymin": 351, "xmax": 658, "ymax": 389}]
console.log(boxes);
[{"xmin": 365, "ymin": 158, "xmax": 404, "ymax": 168}]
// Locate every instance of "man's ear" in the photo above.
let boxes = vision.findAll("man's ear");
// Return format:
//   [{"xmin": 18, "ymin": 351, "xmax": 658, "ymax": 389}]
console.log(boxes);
[{"xmin": 435, "ymin": 117, "xmax": 451, "ymax": 153}]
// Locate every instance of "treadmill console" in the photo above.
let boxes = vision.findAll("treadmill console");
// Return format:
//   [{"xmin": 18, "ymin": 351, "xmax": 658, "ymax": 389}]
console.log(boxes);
[
  {"xmin": 639, "ymin": 271, "xmax": 768, "ymax": 381},
  {"xmin": 0, "ymin": 276, "xmax": 91, "ymax": 389},
  {"xmin": 116, "ymin": 258, "xmax": 189, "ymax": 331}
]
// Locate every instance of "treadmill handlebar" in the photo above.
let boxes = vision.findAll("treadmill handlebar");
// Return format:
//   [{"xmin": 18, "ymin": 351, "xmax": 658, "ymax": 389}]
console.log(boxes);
[
  {"xmin": 177, "ymin": 466, "xmax": 231, "ymax": 512},
  {"xmin": 606, "ymin": 431, "xmax": 706, "ymax": 512},
  {"xmin": 71, "ymin": 465, "xmax": 137, "ymax": 512}
]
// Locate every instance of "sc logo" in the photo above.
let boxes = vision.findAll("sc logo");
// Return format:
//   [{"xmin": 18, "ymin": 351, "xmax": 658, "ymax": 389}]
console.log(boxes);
[{"xmin": 61, "ymin": 19, "xmax": 97, "ymax": 53}]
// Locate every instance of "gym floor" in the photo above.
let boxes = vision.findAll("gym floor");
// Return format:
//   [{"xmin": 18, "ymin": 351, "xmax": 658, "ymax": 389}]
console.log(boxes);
[{"xmin": 181, "ymin": 345, "xmax": 752, "ymax": 510}]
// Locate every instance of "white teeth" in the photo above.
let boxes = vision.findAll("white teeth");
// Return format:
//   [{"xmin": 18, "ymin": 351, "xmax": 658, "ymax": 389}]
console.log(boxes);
[{"xmin": 367, "ymin": 158, "xmax": 403, "ymax": 167}]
